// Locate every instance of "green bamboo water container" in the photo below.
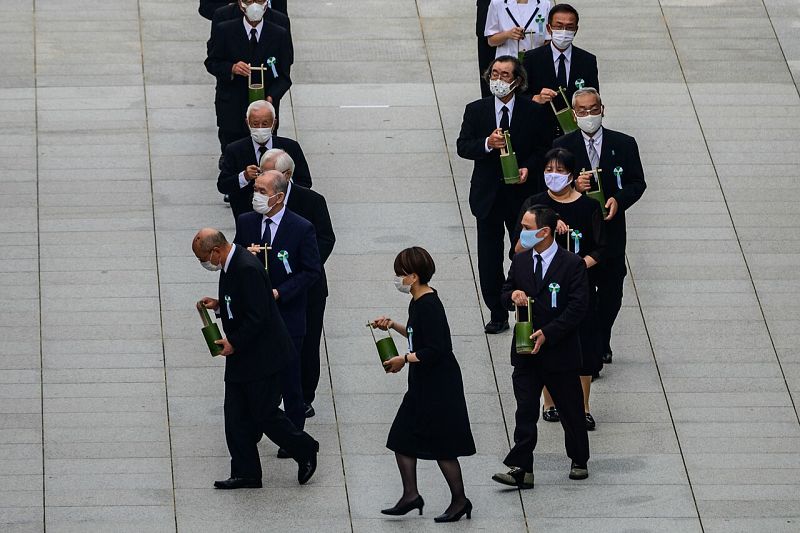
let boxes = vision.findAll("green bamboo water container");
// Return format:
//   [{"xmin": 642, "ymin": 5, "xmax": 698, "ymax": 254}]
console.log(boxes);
[
  {"xmin": 514, "ymin": 297, "xmax": 535, "ymax": 355},
  {"xmin": 248, "ymin": 64, "xmax": 266, "ymax": 104},
  {"xmin": 500, "ymin": 130, "xmax": 520, "ymax": 184},
  {"xmin": 197, "ymin": 301, "xmax": 223, "ymax": 357},
  {"xmin": 550, "ymin": 87, "xmax": 579, "ymax": 134},
  {"xmin": 583, "ymin": 168, "xmax": 607, "ymax": 217},
  {"xmin": 367, "ymin": 323, "xmax": 399, "ymax": 372}
]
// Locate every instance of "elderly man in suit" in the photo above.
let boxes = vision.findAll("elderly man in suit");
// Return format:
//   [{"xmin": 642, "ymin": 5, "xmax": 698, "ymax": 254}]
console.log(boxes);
[
  {"xmin": 193, "ymin": 228, "xmax": 318, "ymax": 489},
  {"xmin": 522, "ymin": 3, "xmax": 598, "ymax": 141},
  {"xmin": 217, "ymin": 100, "xmax": 311, "ymax": 219},
  {"xmin": 456, "ymin": 55, "xmax": 550, "ymax": 334},
  {"xmin": 205, "ymin": 0, "xmax": 292, "ymax": 156},
  {"xmin": 260, "ymin": 149, "xmax": 335, "ymax": 417},
  {"xmin": 491, "ymin": 205, "xmax": 590, "ymax": 488},
  {"xmin": 233, "ymin": 171, "xmax": 320, "ymax": 450},
  {"xmin": 553, "ymin": 87, "xmax": 646, "ymax": 365},
  {"xmin": 200, "ymin": 0, "xmax": 288, "ymax": 20}
]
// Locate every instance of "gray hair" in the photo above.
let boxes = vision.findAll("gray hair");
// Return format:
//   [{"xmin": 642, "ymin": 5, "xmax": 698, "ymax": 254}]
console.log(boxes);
[
  {"xmin": 260, "ymin": 148, "xmax": 295, "ymax": 176},
  {"xmin": 245, "ymin": 99, "xmax": 276, "ymax": 122},
  {"xmin": 261, "ymin": 169, "xmax": 289, "ymax": 195},
  {"xmin": 571, "ymin": 87, "xmax": 602, "ymax": 108}
]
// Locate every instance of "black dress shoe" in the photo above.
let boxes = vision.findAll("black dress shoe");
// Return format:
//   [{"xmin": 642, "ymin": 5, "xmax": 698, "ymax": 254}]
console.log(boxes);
[
  {"xmin": 223, "ymin": 194, "xmax": 230, "ymax": 203},
  {"xmin": 297, "ymin": 452, "xmax": 317, "ymax": 485},
  {"xmin": 434, "ymin": 499, "xmax": 472, "ymax": 522},
  {"xmin": 381, "ymin": 495, "xmax": 424, "ymax": 516},
  {"xmin": 491, "ymin": 467, "xmax": 534, "ymax": 489},
  {"xmin": 585, "ymin": 412, "xmax": 596, "ymax": 431},
  {"xmin": 569, "ymin": 461, "xmax": 588, "ymax": 480},
  {"xmin": 484, "ymin": 320, "xmax": 509, "ymax": 334},
  {"xmin": 277, "ymin": 447, "xmax": 291, "ymax": 459},
  {"xmin": 542, "ymin": 406, "xmax": 560, "ymax": 422},
  {"xmin": 304, "ymin": 404, "xmax": 315, "ymax": 418},
  {"xmin": 213, "ymin": 477, "xmax": 262, "ymax": 489},
  {"xmin": 602, "ymin": 351, "xmax": 613, "ymax": 364}
]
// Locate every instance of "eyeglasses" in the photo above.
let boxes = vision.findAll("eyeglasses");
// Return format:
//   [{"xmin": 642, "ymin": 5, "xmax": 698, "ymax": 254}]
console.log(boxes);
[
  {"xmin": 240, "ymin": 0, "xmax": 266, "ymax": 5},
  {"xmin": 550, "ymin": 24, "xmax": 577, "ymax": 31},
  {"xmin": 574, "ymin": 107, "xmax": 602, "ymax": 117},
  {"xmin": 490, "ymin": 72, "xmax": 514, "ymax": 81}
]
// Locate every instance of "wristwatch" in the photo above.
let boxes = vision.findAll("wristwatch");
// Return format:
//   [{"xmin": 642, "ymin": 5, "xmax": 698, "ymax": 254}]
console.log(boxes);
[{"xmin": 404, "ymin": 353, "xmax": 409, "ymax": 364}]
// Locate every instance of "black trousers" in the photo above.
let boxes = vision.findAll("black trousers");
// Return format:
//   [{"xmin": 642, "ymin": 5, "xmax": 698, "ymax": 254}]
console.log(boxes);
[
  {"xmin": 477, "ymin": 36, "xmax": 495, "ymax": 98},
  {"xmin": 282, "ymin": 337, "xmax": 306, "ymax": 430},
  {"xmin": 476, "ymin": 195, "xmax": 523, "ymax": 322},
  {"xmin": 301, "ymin": 282, "xmax": 327, "ymax": 405},
  {"xmin": 224, "ymin": 374, "xmax": 318, "ymax": 479},
  {"xmin": 596, "ymin": 254, "xmax": 627, "ymax": 354},
  {"xmin": 504, "ymin": 365, "xmax": 589, "ymax": 472}
]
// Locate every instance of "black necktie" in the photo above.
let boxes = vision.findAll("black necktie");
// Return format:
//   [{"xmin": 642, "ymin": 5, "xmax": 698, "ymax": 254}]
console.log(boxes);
[
  {"xmin": 249, "ymin": 28, "xmax": 258, "ymax": 64},
  {"xmin": 262, "ymin": 217, "xmax": 272, "ymax": 245},
  {"xmin": 257, "ymin": 144, "xmax": 267, "ymax": 166},
  {"xmin": 556, "ymin": 53, "xmax": 567, "ymax": 90},
  {"xmin": 500, "ymin": 105, "xmax": 510, "ymax": 132},
  {"xmin": 534, "ymin": 254, "xmax": 543, "ymax": 291}
]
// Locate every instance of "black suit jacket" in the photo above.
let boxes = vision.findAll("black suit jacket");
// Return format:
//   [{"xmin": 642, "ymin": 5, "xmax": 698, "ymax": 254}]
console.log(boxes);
[
  {"xmin": 553, "ymin": 128, "xmax": 646, "ymax": 258},
  {"xmin": 285, "ymin": 182, "xmax": 335, "ymax": 298},
  {"xmin": 200, "ymin": 0, "xmax": 287, "ymax": 19},
  {"xmin": 217, "ymin": 135, "xmax": 312, "ymax": 219},
  {"xmin": 208, "ymin": 3, "xmax": 293, "ymax": 65},
  {"xmin": 205, "ymin": 17, "xmax": 292, "ymax": 132},
  {"xmin": 501, "ymin": 245, "xmax": 588, "ymax": 371},
  {"xmin": 233, "ymin": 208, "xmax": 321, "ymax": 338},
  {"xmin": 456, "ymin": 95, "xmax": 550, "ymax": 219},
  {"xmin": 218, "ymin": 245, "xmax": 293, "ymax": 382},
  {"xmin": 476, "ymin": 0, "xmax": 490, "ymax": 38}
]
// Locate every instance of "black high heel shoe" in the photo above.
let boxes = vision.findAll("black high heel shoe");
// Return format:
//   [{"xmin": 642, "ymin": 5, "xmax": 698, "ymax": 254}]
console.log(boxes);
[
  {"xmin": 434, "ymin": 499, "xmax": 472, "ymax": 523},
  {"xmin": 381, "ymin": 495, "xmax": 424, "ymax": 516}
]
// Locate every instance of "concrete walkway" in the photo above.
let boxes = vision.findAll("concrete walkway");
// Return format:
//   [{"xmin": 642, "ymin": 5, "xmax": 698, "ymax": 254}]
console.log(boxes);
[{"xmin": 1, "ymin": 0, "xmax": 799, "ymax": 531}]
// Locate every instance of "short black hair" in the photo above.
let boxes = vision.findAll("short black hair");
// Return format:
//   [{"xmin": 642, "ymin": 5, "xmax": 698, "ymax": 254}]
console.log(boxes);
[
  {"xmin": 394, "ymin": 247, "xmax": 436, "ymax": 285},
  {"xmin": 482, "ymin": 55, "xmax": 529, "ymax": 94},
  {"xmin": 525, "ymin": 205, "xmax": 558, "ymax": 234},
  {"xmin": 544, "ymin": 147, "xmax": 577, "ymax": 176},
  {"xmin": 548, "ymin": 3, "xmax": 579, "ymax": 25}
]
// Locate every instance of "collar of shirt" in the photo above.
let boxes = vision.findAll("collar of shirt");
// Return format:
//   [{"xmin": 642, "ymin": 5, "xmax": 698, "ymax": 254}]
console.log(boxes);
[
  {"xmin": 533, "ymin": 238, "xmax": 558, "ymax": 277},
  {"xmin": 243, "ymin": 18, "xmax": 264, "ymax": 40},
  {"xmin": 251, "ymin": 136, "xmax": 273, "ymax": 160},
  {"xmin": 581, "ymin": 126, "xmax": 603, "ymax": 151},
  {"xmin": 551, "ymin": 42, "xmax": 573, "ymax": 64},
  {"xmin": 222, "ymin": 245, "xmax": 236, "ymax": 273},
  {"xmin": 494, "ymin": 94, "xmax": 516, "ymax": 124},
  {"xmin": 262, "ymin": 204, "xmax": 286, "ymax": 235}
]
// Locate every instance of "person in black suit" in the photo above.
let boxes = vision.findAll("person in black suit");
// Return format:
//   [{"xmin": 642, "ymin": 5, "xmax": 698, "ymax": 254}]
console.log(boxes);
[
  {"xmin": 205, "ymin": 1, "xmax": 292, "ymax": 154},
  {"xmin": 192, "ymin": 228, "xmax": 318, "ymax": 489},
  {"xmin": 233, "ymin": 170, "xmax": 320, "ymax": 439},
  {"xmin": 217, "ymin": 100, "xmax": 311, "ymax": 220},
  {"xmin": 522, "ymin": 3, "xmax": 598, "ymax": 142},
  {"xmin": 260, "ymin": 149, "xmax": 335, "ymax": 416},
  {"xmin": 456, "ymin": 55, "xmax": 550, "ymax": 334},
  {"xmin": 476, "ymin": 0, "xmax": 495, "ymax": 98},
  {"xmin": 491, "ymin": 205, "xmax": 590, "ymax": 488},
  {"xmin": 207, "ymin": 1, "xmax": 292, "ymax": 68},
  {"xmin": 200, "ymin": 0, "xmax": 287, "ymax": 20},
  {"xmin": 553, "ymin": 87, "xmax": 647, "ymax": 364}
]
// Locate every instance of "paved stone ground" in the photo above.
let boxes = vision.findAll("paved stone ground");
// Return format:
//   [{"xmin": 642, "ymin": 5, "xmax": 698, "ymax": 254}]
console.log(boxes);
[{"xmin": 2, "ymin": 0, "xmax": 800, "ymax": 531}]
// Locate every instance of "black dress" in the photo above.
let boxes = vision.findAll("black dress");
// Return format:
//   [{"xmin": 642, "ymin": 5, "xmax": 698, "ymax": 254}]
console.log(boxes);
[
  {"xmin": 386, "ymin": 290, "xmax": 476, "ymax": 460},
  {"xmin": 514, "ymin": 192, "xmax": 607, "ymax": 375}
]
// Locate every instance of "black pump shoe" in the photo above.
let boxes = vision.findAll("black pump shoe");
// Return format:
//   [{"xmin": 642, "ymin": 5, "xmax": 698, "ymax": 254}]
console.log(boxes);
[
  {"xmin": 434, "ymin": 499, "xmax": 472, "ymax": 523},
  {"xmin": 381, "ymin": 495, "xmax": 424, "ymax": 516}
]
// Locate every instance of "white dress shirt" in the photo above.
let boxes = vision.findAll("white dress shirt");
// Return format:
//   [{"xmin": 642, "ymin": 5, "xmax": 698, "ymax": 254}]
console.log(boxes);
[
  {"xmin": 551, "ymin": 42, "xmax": 573, "ymax": 84},
  {"xmin": 238, "ymin": 137, "xmax": 274, "ymax": 188},
  {"xmin": 581, "ymin": 127, "xmax": 603, "ymax": 167},
  {"xmin": 261, "ymin": 204, "xmax": 286, "ymax": 242},
  {"xmin": 242, "ymin": 18, "xmax": 264, "ymax": 41},
  {"xmin": 484, "ymin": 0, "xmax": 552, "ymax": 57},
  {"xmin": 484, "ymin": 95, "xmax": 516, "ymax": 153},
  {"xmin": 533, "ymin": 238, "xmax": 558, "ymax": 278},
  {"xmin": 222, "ymin": 244, "xmax": 236, "ymax": 273}
]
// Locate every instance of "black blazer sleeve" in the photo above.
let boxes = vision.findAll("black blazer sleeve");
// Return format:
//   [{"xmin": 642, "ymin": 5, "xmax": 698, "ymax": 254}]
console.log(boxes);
[
  {"xmin": 217, "ymin": 143, "xmax": 246, "ymax": 194},
  {"xmin": 285, "ymin": 142, "xmax": 312, "ymax": 188},
  {"xmin": 540, "ymin": 258, "xmax": 588, "ymax": 345},
  {"xmin": 588, "ymin": 202, "xmax": 607, "ymax": 265},
  {"xmin": 313, "ymin": 193, "xmax": 335, "ymax": 263},
  {"xmin": 615, "ymin": 136, "xmax": 647, "ymax": 212},
  {"xmin": 500, "ymin": 258, "xmax": 519, "ymax": 312},
  {"xmin": 199, "ymin": 0, "xmax": 228, "ymax": 20},
  {"xmin": 456, "ymin": 102, "xmax": 492, "ymax": 161},
  {"xmin": 205, "ymin": 23, "xmax": 234, "ymax": 81},
  {"xmin": 266, "ymin": 31, "xmax": 292, "ymax": 100},
  {"xmin": 227, "ymin": 261, "xmax": 271, "ymax": 352}
]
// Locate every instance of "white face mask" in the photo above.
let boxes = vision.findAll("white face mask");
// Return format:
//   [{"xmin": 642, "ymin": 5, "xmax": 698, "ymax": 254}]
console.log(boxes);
[
  {"xmin": 544, "ymin": 172, "xmax": 572, "ymax": 193},
  {"xmin": 489, "ymin": 78, "xmax": 516, "ymax": 99},
  {"xmin": 394, "ymin": 276, "xmax": 412, "ymax": 294},
  {"xmin": 244, "ymin": 2, "xmax": 266, "ymax": 22},
  {"xmin": 201, "ymin": 250, "xmax": 222, "ymax": 272},
  {"xmin": 576, "ymin": 113, "xmax": 602, "ymax": 135},
  {"xmin": 550, "ymin": 29, "xmax": 575, "ymax": 50},
  {"xmin": 249, "ymin": 126, "xmax": 272, "ymax": 145},
  {"xmin": 252, "ymin": 192, "xmax": 280, "ymax": 215}
]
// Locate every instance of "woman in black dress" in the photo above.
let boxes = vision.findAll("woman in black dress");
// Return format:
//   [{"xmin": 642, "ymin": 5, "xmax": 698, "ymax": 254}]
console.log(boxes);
[
  {"xmin": 512, "ymin": 148, "xmax": 607, "ymax": 430},
  {"xmin": 371, "ymin": 247, "xmax": 476, "ymax": 523}
]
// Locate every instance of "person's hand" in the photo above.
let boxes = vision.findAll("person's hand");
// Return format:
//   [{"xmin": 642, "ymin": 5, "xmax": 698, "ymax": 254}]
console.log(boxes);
[
  {"xmin": 371, "ymin": 316, "xmax": 393, "ymax": 331},
  {"xmin": 516, "ymin": 167, "xmax": 528, "ymax": 184},
  {"xmin": 487, "ymin": 128, "xmax": 506, "ymax": 150},
  {"xmin": 604, "ymin": 197, "xmax": 619, "ymax": 221},
  {"xmin": 506, "ymin": 26, "xmax": 525, "ymax": 41},
  {"xmin": 215, "ymin": 338, "xmax": 234, "ymax": 356},
  {"xmin": 511, "ymin": 290, "xmax": 529, "ymax": 307},
  {"xmin": 266, "ymin": 95, "xmax": 273, "ymax": 103},
  {"xmin": 556, "ymin": 220, "xmax": 569, "ymax": 235},
  {"xmin": 247, "ymin": 244, "xmax": 261, "ymax": 255},
  {"xmin": 231, "ymin": 61, "xmax": 251, "ymax": 77},
  {"xmin": 532, "ymin": 88, "xmax": 558, "ymax": 104},
  {"xmin": 584, "ymin": 255, "xmax": 597, "ymax": 269},
  {"xmin": 244, "ymin": 165, "xmax": 260, "ymax": 181},
  {"xmin": 199, "ymin": 297, "xmax": 219, "ymax": 310},
  {"xmin": 273, "ymin": 289, "xmax": 279, "ymax": 300},
  {"xmin": 575, "ymin": 171, "xmax": 593, "ymax": 193},
  {"xmin": 383, "ymin": 355, "xmax": 406, "ymax": 373},
  {"xmin": 530, "ymin": 330, "xmax": 546, "ymax": 354}
]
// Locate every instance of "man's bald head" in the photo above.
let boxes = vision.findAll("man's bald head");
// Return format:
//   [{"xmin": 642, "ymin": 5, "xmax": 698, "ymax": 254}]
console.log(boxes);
[{"xmin": 192, "ymin": 228, "xmax": 228, "ymax": 257}]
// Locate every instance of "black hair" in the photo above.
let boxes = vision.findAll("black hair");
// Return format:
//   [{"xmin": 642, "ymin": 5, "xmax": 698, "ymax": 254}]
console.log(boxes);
[
  {"xmin": 393, "ymin": 247, "xmax": 436, "ymax": 285},
  {"xmin": 548, "ymin": 3, "xmax": 579, "ymax": 25},
  {"xmin": 543, "ymin": 147, "xmax": 577, "ymax": 176},
  {"xmin": 482, "ymin": 55, "xmax": 529, "ymax": 94},
  {"xmin": 525, "ymin": 205, "xmax": 558, "ymax": 234}
]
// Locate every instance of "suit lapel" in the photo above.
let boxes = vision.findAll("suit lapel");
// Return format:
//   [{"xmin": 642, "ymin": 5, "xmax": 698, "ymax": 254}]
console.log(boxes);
[{"xmin": 540, "ymin": 247, "xmax": 564, "ymax": 291}]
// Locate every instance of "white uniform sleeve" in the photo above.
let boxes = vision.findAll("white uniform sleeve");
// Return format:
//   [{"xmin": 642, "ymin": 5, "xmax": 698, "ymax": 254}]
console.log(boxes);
[{"xmin": 484, "ymin": 0, "xmax": 503, "ymax": 37}]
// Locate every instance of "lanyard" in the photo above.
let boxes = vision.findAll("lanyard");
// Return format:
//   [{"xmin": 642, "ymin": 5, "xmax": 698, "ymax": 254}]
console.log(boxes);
[{"xmin": 504, "ymin": 0, "xmax": 540, "ymax": 31}]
